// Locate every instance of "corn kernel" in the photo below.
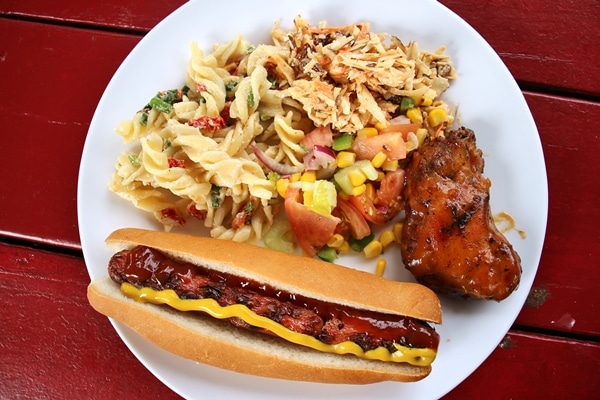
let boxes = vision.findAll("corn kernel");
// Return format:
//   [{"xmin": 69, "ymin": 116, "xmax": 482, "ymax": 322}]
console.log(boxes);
[
  {"xmin": 338, "ymin": 241, "xmax": 350, "ymax": 254},
  {"xmin": 290, "ymin": 173, "xmax": 301, "ymax": 182},
  {"xmin": 327, "ymin": 234, "xmax": 345, "ymax": 248},
  {"xmin": 301, "ymin": 170, "xmax": 316, "ymax": 182},
  {"xmin": 363, "ymin": 240, "xmax": 383, "ymax": 258},
  {"xmin": 303, "ymin": 190, "xmax": 313, "ymax": 207},
  {"xmin": 407, "ymin": 108, "xmax": 423, "ymax": 124},
  {"xmin": 421, "ymin": 96, "xmax": 433, "ymax": 107},
  {"xmin": 379, "ymin": 230, "xmax": 396, "ymax": 248},
  {"xmin": 428, "ymin": 108, "xmax": 448, "ymax": 126},
  {"xmin": 381, "ymin": 159, "xmax": 398, "ymax": 172},
  {"xmin": 276, "ymin": 178, "xmax": 289, "ymax": 198},
  {"xmin": 393, "ymin": 222, "xmax": 404, "ymax": 243},
  {"xmin": 351, "ymin": 184, "xmax": 367, "ymax": 196},
  {"xmin": 357, "ymin": 127, "xmax": 378, "ymax": 138},
  {"xmin": 371, "ymin": 151, "xmax": 387, "ymax": 168},
  {"xmin": 376, "ymin": 170, "xmax": 385, "ymax": 181},
  {"xmin": 410, "ymin": 96, "xmax": 422, "ymax": 106},
  {"xmin": 375, "ymin": 258, "xmax": 387, "ymax": 277},
  {"xmin": 348, "ymin": 169, "xmax": 367, "ymax": 186},
  {"xmin": 336, "ymin": 151, "xmax": 356, "ymax": 168},
  {"xmin": 374, "ymin": 122, "xmax": 387, "ymax": 132}
]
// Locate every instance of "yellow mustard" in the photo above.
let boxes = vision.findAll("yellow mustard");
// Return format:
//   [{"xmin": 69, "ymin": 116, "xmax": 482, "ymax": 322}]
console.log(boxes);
[{"xmin": 121, "ymin": 282, "xmax": 436, "ymax": 367}]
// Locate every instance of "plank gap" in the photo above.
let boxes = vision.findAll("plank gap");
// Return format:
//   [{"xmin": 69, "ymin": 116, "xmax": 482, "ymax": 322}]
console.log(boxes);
[{"xmin": 0, "ymin": 12, "xmax": 148, "ymax": 36}]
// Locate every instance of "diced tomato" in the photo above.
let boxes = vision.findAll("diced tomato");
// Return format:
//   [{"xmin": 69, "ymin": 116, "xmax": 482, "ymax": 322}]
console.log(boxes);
[
  {"xmin": 168, "ymin": 158, "xmax": 185, "ymax": 168},
  {"xmin": 189, "ymin": 115, "xmax": 226, "ymax": 132},
  {"xmin": 231, "ymin": 198, "xmax": 259, "ymax": 229},
  {"xmin": 220, "ymin": 101, "xmax": 232, "ymax": 124},
  {"xmin": 300, "ymin": 125, "xmax": 334, "ymax": 149},
  {"xmin": 348, "ymin": 169, "xmax": 406, "ymax": 225},
  {"xmin": 379, "ymin": 122, "xmax": 421, "ymax": 140},
  {"xmin": 156, "ymin": 207, "xmax": 186, "ymax": 227},
  {"xmin": 351, "ymin": 131, "xmax": 406, "ymax": 161},
  {"xmin": 335, "ymin": 198, "xmax": 371, "ymax": 240},
  {"xmin": 196, "ymin": 82, "xmax": 207, "ymax": 92},
  {"xmin": 187, "ymin": 203, "xmax": 207, "ymax": 220},
  {"xmin": 284, "ymin": 186, "xmax": 340, "ymax": 257},
  {"xmin": 377, "ymin": 169, "xmax": 406, "ymax": 207}
]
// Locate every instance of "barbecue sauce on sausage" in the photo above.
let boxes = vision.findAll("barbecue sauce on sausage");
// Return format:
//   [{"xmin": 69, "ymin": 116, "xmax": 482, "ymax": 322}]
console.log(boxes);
[{"xmin": 108, "ymin": 245, "xmax": 439, "ymax": 352}]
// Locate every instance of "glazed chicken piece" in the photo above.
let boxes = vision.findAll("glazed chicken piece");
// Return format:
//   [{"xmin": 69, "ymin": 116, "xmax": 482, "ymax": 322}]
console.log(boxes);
[{"xmin": 400, "ymin": 127, "xmax": 521, "ymax": 301}]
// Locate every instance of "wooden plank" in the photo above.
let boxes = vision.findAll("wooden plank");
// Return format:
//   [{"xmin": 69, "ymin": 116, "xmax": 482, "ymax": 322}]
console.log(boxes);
[
  {"xmin": 0, "ymin": 19, "xmax": 140, "ymax": 249},
  {"xmin": 440, "ymin": 0, "xmax": 600, "ymax": 95},
  {"xmin": 0, "ymin": 0, "xmax": 186, "ymax": 33},
  {"xmin": 515, "ymin": 92, "xmax": 600, "ymax": 337},
  {"xmin": 443, "ymin": 330, "xmax": 600, "ymax": 399},
  {"xmin": 1, "ymin": 242, "xmax": 598, "ymax": 399},
  {"xmin": 0, "ymin": 242, "xmax": 180, "ymax": 400}
]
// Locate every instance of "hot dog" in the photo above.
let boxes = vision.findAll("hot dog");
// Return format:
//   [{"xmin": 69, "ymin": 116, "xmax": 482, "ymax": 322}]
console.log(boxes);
[{"xmin": 87, "ymin": 228, "xmax": 442, "ymax": 384}]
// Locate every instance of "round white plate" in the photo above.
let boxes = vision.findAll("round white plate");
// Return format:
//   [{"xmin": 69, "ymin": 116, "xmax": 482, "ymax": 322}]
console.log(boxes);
[{"xmin": 78, "ymin": 0, "xmax": 548, "ymax": 398}]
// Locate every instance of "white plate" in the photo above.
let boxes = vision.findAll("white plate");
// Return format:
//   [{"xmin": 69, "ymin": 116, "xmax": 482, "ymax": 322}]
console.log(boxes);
[{"xmin": 77, "ymin": 0, "xmax": 548, "ymax": 398}]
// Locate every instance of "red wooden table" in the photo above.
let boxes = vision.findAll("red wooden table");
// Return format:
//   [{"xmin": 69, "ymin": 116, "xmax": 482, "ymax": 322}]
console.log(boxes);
[{"xmin": 1, "ymin": 1, "xmax": 599, "ymax": 398}]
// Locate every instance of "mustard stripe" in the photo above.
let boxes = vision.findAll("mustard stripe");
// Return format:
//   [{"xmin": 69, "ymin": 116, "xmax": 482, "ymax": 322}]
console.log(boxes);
[{"xmin": 121, "ymin": 282, "xmax": 436, "ymax": 366}]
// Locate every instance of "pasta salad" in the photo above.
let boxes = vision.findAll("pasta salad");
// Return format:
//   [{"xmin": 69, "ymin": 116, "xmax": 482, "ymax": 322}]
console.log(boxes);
[{"xmin": 109, "ymin": 16, "xmax": 456, "ymax": 263}]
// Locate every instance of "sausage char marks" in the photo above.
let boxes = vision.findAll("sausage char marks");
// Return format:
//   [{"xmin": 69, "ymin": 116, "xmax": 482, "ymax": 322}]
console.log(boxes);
[{"xmin": 108, "ymin": 245, "xmax": 439, "ymax": 354}]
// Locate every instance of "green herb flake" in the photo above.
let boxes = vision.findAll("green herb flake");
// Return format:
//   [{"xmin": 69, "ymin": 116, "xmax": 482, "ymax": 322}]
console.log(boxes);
[
  {"xmin": 225, "ymin": 81, "xmax": 238, "ymax": 91},
  {"xmin": 246, "ymin": 45, "xmax": 256, "ymax": 54},
  {"xmin": 128, "ymin": 154, "xmax": 141, "ymax": 167},
  {"xmin": 243, "ymin": 201, "xmax": 256, "ymax": 214},
  {"xmin": 210, "ymin": 185, "xmax": 222, "ymax": 208},
  {"xmin": 139, "ymin": 112, "xmax": 149, "ymax": 126},
  {"xmin": 267, "ymin": 76, "xmax": 278, "ymax": 88},
  {"xmin": 162, "ymin": 138, "xmax": 172, "ymax": 151},
  {"xmin": 158, "ymin": 89, "xmax": 180, "ymax": 104},
  {"xmin": 149, "ymin": 96, "xmax": 172, "ymax": 113},
  {"xmin": 247, "ymin": 89, "xmax": 255, "ymax": 108}
]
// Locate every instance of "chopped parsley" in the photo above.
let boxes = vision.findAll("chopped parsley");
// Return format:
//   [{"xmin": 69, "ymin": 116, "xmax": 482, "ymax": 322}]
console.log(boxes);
[
  {"xmin": 210, "ymin": 185, "xmax": 223, "ymax": 208},
  {"xmin": 247, "ymin": 89, "xmax": 255, "ymax": 107},
  {"xmin": 128, "ymin": 154, "xmax": 141, "ymax": 167},
  {"xmin": 225, "ymin": 81, "xmax": 238, "ymax": 91}
]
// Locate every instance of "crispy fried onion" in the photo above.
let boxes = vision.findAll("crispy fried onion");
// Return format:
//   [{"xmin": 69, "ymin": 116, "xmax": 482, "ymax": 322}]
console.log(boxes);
[{"xmin": 273, "ymin": 17, "xmax": 456, "ymax": 133}]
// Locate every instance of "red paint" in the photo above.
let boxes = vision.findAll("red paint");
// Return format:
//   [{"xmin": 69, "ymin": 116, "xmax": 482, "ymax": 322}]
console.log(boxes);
[
  {"xmin": 440, "ymin": 0, "xmax": 600, "ymax": 95},
  {"xmin": 444, "ymin": 331, "xmax": 600, "ymax": 399},
  {"xmin": 0, "ymin": 19, "xmax": 140, "ymax": 249},
  {"xmin": 514, "ymin": 93, "xmax": 600, "ymax": 338},
  {"xmin": 0, "ymin": 0, "xmax": 186, "ymax": 33},
  {"xmin": 0, "ymin": 242, "xmax": 181, "ymax": 400},
  {"xmin": 0, "ymin": 1, "xmax": 599, "ymax": 399}
]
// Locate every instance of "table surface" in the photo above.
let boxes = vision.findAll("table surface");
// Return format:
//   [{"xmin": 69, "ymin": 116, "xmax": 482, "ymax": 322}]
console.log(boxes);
[{"xmin": 1, "ymin": 1, "xmax": 599, "ymax": 398}]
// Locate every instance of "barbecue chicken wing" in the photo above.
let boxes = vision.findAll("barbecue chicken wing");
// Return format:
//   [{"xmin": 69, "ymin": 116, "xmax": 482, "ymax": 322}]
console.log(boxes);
[{"xmin": 400, "ymin": 127, "xmax": 521, "ymax": 301}]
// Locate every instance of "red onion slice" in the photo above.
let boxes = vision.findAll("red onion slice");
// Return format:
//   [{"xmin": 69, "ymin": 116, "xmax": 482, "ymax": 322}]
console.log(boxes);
[
  {"xmin": 251, "ymin": 144, "xmax": 304, "ymax": 176},
  {"xmin": 303, "ymin": 145, "xmax": 335, "ymax": 169}
]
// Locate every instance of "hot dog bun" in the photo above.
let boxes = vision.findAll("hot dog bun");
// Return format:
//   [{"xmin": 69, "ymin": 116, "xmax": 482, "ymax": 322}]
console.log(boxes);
[{"xmin": 87, "ymin": 228, "xmax": 442, "ymax": 384}]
